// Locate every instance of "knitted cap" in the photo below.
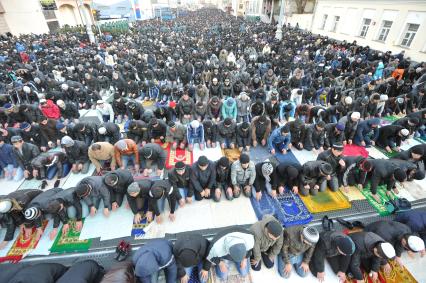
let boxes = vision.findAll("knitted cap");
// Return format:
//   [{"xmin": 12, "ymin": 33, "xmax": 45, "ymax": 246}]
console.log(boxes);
[
  {"xmin": 335, "ymin": 236, "xmax": 355, "ymax": 255},
  {"xmin": 302, "ymin": 226, "xmax": 319, "ymax": 244},
  {"xmin": 127, "ymin": 182, "xmax": 140, "ymax": 194},
  {"xmin": 24, "ymin": 207, "xmax": 41, "ymax": 220},
  {"xmin": 266, "ymin": 220, "xmax": 283, "ymax": 237},
  {"xmin": 239, "ymin": 154, "xmax": 250, "ymax": 164}
]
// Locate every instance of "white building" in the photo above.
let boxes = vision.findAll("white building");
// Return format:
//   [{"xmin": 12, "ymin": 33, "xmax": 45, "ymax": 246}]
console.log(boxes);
[{"xmin": 287, "ymin": 0, "xmax": 426, "ymax": 62}]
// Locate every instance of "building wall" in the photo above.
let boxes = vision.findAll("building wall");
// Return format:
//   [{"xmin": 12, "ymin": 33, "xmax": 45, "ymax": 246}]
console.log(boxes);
[
  {"xmin": 0, "ymin": 0, "xmax": 49, "ymax": 35},
  {"xmin": 310, "ymin": 0, "xmax": 426, "ymax": 62}
]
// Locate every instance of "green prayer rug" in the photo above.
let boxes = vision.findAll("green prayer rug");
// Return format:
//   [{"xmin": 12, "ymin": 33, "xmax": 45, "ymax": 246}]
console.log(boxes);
[
  {"xmin": 50, "ymin": 219, "xmax": 92, "ymax": 253},
  {"xmin": 381, "ymin": 115, "xmax": 400, "ymax": 122},
  {"xmin": 373, "ymin": 146, "xmax": 399, "ymax": 158},
  {"xmin": 361, "ymin": 184, "xmax": 398, "ymax": 216}
]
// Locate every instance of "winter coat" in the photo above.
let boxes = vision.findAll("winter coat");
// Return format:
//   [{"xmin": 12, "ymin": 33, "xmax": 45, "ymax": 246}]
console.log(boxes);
[
  {"xmin": 40, "ymin": 119, "xmax": 59, "ymax": 143},
  {"xmin": 267, "ymin": 127, "xmax": 291, "ymax": 151},
  {"xmin": 0, "ymin": 143, "xmax": 18, "ymax": 169},
  {"xmin": 281, "ymin": 225, "xmax": 316, "ymax": 264},
  {"xmin": 206, "ymin": 226, "xmax": 254, "ymax": 266},
  {"xmin": 166, "ymin": 123, "xmax": 187, "ymax": 143},
  {"xmin": 195, "ymin": 85, "xmax": 210, "ymax": 104},
  {"xmin": 271, "ymin": 163, "xmax": 302, "ymax": 189},
  {"xmin": 22, "ymin": 124, "xmax": 46, "ymax": 147},
  {"xmin": 311, "ymin": 231, "xmax": 353, "ymax": 273},
  {"xmin": 13, "ymin": 142, "xmax": 40, "ymax": 170},
  {"xmin": 317, "ymin": 149, "xmax": 343, "ymax": 175},
  {"xmin": 53, "ymin": 187, "xmax": 83, "ymax": 221},
  {"xmin": 207, "ymin": 99, "xmax": 222, "ymax": 120},
  {"xmin": 56, "ymin": 260, "xmax": 105, "ymax": 283},
  {"xmin": 64, "ymin": 140, "xmax": 89, "ymax": 164},
  {"xmin": 231, "ymin": 160, "xmax": 256, "ymax": 186},
  {"xmin": 300, "ymin": 160, "xmax": 330, "ymax": 185},
  {"xmin": 324, "ymin": 123, "xmax": 346, "ymax": 148},
  {"xmin": 355, "ymin": 119, "xmax": 379, "ymax": 143},
  {"xmin": 78, "ymin": 176, "xmax": 111, "ymax": 210},
  {"xmin": 168, "ymin": 165, "xmax": 193, "ymax": 191},
  {"xmin": 302, "ymin": 124, "xmax": 325, "ymax": 148},
  {"xmin": 31, "ymin": 151, "xmax": 67, "ymax": 178},
  {"xmin": 218, "ymin": 121, "xmax": 236, "ymax": 144},
  {"xmin": 98, "ymin": 122, "xmax": 121, "ymax": 144},
  {"xmin": 377, "ymin": 125, "xmax": 405, "ymax": 148},
  {"xmin": 104, "ymin": 169, "xmax": 134, "ymax": 203},
  {"xmin": 191, "ymin": 160, "xmax": 216, "ymax": 192},
  {"xmin": 27, "ymin": 187, "xmax": 64, "ymax": 228},
  {"xmin": 59, "ymin": 103, "xmax": 80, "ymax": 120},
  {"xmin": 114, "ymin": 139, "xmax": 139, "ymax": 167},
  {"xmin": 251, "ymin": 116, "xmax": 271, "ymax": 141},
  {"xmin": 8, "ymin": 263, "xmax": 68, "ymax": 283},
  {"xmin": 221, "ymin": 98, "xmax": 237, "ymax": 120},
  {"xmin": 338, "ymin": 115, "xmax": 358, "ymax": 141},
  {"xmin": 203, "ymin": 121, "xmax": 218, "ymax": 143},
  {"xmin": 133, "ymin": 239, "xmax": 175, "ymax": 280},
  {"xmin": 73, "ymin": 122, "xmax": 99, "ymax": 144},
  {"xmin": 177, "ymin": 97, "xmax": 195, "ymax": 118},
  {"xmin": 88, "ymin": 142, "xmax": 116, "ymax": 170},
  {"xmin": 139, "ymin": 143, "xmax": 166, "ymax": 170},
  {"xmin": 249, "ymin": 215, "xmax": 283, "ymax": 262},
  {"xmin": 127, "ymin": 120, "xmax": 149, "ymax": 143},
  {"xmin": 395, "ymin": 210, "xmax": 426, "ymax": 238},
  {"xmin": 341, "ymin": 156, "xmax": 368, "ymax": 187},
  {"xmin": 40, "ymin": 99, "xmax": 60, "ymax": 119},
  {"xmin": 236, "ymin": 96, "xmax": 251, "ymax": 117},
  {"xmin": 173, "ymin": 233, "xmax": 210, "ymax": 278},
  {"xmin": 349, "ymin": 232, "xmax": 387, "ymax": 274},
  {"xmin": 365, "ymin": 220, "xmax": 412, "ymax": 257},
  {"xmin": 148, "ymin": 119, "xmax": 167, "ymax": 140},
  {"xmin": 368, "ymin": 159, "xmax": 399, "ymax": 193},
  {"xmin": 236, "ymin": 123, "xmax": 251, "ymax": 147}
]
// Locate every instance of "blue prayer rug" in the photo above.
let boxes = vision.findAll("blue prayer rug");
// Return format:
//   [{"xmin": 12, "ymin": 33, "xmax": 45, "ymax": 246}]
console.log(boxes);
[
  {"xmin": 273, "ymin": 151, "xmax": 301, "ymax": 166},
  {"xmin": 250, "ymin": 192, "xmax": 312, "ymax": 227},
  {"xmin": 188, "ymin": 266, "xmax": 201, "ymax": 283}
]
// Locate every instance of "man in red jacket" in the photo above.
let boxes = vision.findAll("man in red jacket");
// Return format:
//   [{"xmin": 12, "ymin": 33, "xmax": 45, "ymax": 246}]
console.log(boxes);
[{"xmin": 39, "ymin": 98, "xmax": 60, "ymax": 119}]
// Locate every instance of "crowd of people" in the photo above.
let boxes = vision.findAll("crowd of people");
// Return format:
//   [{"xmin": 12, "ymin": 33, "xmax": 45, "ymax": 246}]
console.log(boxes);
[{"xmin": 0, "ymin": 7, "xmax": 426, "ymax": 283}]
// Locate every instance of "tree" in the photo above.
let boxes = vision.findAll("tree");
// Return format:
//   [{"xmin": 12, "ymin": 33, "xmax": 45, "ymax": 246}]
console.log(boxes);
[{"xmin": 295, "ymin": 0, "xmax": 308, "ymax": 14}]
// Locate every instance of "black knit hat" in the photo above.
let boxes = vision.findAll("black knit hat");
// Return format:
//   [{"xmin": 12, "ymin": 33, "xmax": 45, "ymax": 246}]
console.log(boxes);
[
  {"xmin": 218, "ymin": 157, "xmax": 230, "ymax": 168},
  {"xmin": 198, "ymin": 156, "xmax": 209, "ymax": 166},
  {"xmin": 239, "ymin": 154, "xmax": 250, "ymax": 164},
  {"xmin": 412, "ymin": 147, "xmax": 424, "ymax": 156},
  {"xmin": 335, "ymin": 236, "xmax": 355, "ymax": 255},
  {"xmin": 175, "ymin": 161, "xmax": 186, "ymax": 170},
  {"xmin": 266, "ymin": 221, "xmax": 283, "ymax": 237}
]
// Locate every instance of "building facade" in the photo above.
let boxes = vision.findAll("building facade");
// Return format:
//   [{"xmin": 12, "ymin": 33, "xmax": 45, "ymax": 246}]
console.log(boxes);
[{"xmin": 308, "ymin": 0, "xmax": 426, "ymax": 62}]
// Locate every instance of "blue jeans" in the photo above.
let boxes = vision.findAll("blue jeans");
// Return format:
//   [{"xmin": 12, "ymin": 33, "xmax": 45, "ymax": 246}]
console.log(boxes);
[
  {"xmin": 184, "ymin": 263, "xmax": 207, "ymax": 283},
  {"xmin": 215, "ymin": 259, "xmax": 250, "ymax": 280},
  {"xmin": 277, "ymin": 253, "xmax": 307, "ymax": 278},
  {"xmin": 1, "ymin": 164, "xmax": 22, "ymax": 181},
  {"xmin": 121, "ymin": 154, "xmax": 136, "ymax": 168},
  {"xmin": 179, "ymin": 188, "xmax": 195, "ymax": 203}
]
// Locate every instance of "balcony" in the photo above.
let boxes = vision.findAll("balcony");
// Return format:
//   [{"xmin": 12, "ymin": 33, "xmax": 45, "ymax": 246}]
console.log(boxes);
[{"xmin": 43, "ymin": 10, "xmax": 57, "ymax": 20}]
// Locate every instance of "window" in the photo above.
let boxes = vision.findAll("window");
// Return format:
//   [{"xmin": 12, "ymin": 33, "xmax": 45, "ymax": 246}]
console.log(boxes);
[
  {"xmin": 401, "ymin": 23, "xmax": 419, "ymax": 47},
  {"xmin": 320, "ymin": 14, "xmax": 328, "ymax": 30},
  {"xmin": 359, "ymin": 18, "xmax": 371, "ymax": 37},
  {"xmin": 332, "ymin": 16, "xmax": 340, "ymax": 32},
  {"xmin": 377, "ymin": 20, "xmax": 392, "ymax": 41}
]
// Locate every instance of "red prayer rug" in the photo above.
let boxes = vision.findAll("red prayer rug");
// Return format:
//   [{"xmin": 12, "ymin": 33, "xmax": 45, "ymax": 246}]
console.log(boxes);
[
  {"xmin": 0, "ymin": 221, "xmax": 48, "ymax": 263},
  {"xmin": 343, "ymin": 144, "xmax": 369, "ymax": 158},
  {"xmin": 164, "ymin": 143, "xmax": 193, "ymax": 169}
]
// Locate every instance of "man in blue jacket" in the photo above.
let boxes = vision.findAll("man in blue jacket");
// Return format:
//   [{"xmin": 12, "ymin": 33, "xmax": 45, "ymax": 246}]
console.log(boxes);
[
  {"xmin": 267, "ymin": 125, "xmax": 291, "ymax": 155},
  {"xmin": 187, "ymin": 120, "xmax": 205, "ymax": 152},
  {"xmin": 0, "ymin": 137, "xmax": 21, "ymax": 181},
  {"xmin": 354, "ymin": 118, "xmax": 380, "ymax": 147},
  {"xmin": 133, "ymin": 239, "xmax": 177, "ymax": 283}
]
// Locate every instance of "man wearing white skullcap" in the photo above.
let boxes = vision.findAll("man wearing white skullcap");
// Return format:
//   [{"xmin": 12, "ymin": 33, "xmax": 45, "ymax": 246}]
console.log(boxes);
[{"xmin": 376, "ymin": 125, "xmax": 409, "ymax": 153}]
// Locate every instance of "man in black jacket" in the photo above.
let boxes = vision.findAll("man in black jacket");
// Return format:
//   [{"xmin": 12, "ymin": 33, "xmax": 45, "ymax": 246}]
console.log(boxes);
[
  {"xmin": 75, "ymin": 176, "xmax": 111, "ymax": 217},
  {"xmin": 317, "ymin": 143, "xmax": 346, "ymax": 192},
  {"xmin": 324, "ymin": 123, "xmax": 346, "ymax": 150},
  {"xmin": 0, "ymin": 189, "xmax": 41, "ymax": 249},
  {"xmin": 97, "ymin": 122, "xmax": 121, "ymax": 145},
  {"xmin": 139, "ymin": 143, "xmax": 167, "ymax": 177},
  {"xmin": 23, "ymin": 187, "xmax": 65, "ymax": 240},
  {"xmin": 236, "ymin": 122, "xmax": 251, "ymax": 152},
  {"xmin": 127, "ymin": 120, "xmax": 149, "ymax": 145},
  {"xmin": 61, "ymin": 136, "xmax": 90, "ymax": 174},
  {"xmin": 302, "ymin": 121, "xmax": 325, "ymax": 153},
  {"xmin": 56, "ymin": 99, "xmax": 80, "ymax": 124},
  {"xmin": 11, "ymin": 135, "xmax": 40, "ymax": 180},
  {"xmin": 366, "ymin": 159, "xmax": 407, "ymax": 203},
  {"xmin": 214, "ymin": 157, "xmax": 233, "ymax": 201},
  {"xmin": 103, "ymin": 169, "xmax": 134, "ymax": 210},
  {"xmin": 376, "ymin": 125, "xmax": 409, "ymax": 153},
  {"xmin": 340, "ymin": 156, "xmax": 372, "ymax": 192},
  {"xmin": 271, "ymin": 163, "xmax": 302, "ymax": 195},
  {"xmin": 126, "ymin": 180, "xmax": 151, "ymax": 224},
  {"xmin": 287, "ymin": 118, "xmax": 305, "ymax": 150},
  {"xmin": 365, "ymin": 220, "xmax": 425, "ymax": 267},
  {"xmin": 299, "ymin": 160, "xmax": 333, "ymax": 196},
  {"xmin": 394, "ymin": 145, "xmax": 426, "ymax": 177},
  {"xmin": 191, "ymin": 156, "xmax": 218, "ymax": 201},
  {"xmin": 348, "ymin": 232, "xmax": 396, "ymax": 282},
  {"xmin": 203, "ymin": 120, "xmax": 218, "ymax": 148},
  {"xmin": 148, "ymin": 118, "xmax": 167, "ymax": 143},
  {"xmin": 168, "ymin": 161, "xmax": 194, "ymax": 204},
  {"xmin": 20, "ymin": 122, "xmax": 46, "ymax": 150},
  {"xmin": 173, "ymin": 233, "xmax": 210, "ymax": 283},
  {"xmin": 310, "ymin": 231, "xmax": 355, "ymax": 283},
  {"xmin": 30, "ymin": 151, "xmax": 69, "ymax": 181},
  {"xmin": 72, "ymin": 122, "xmax": 99, "ymax": 147}
]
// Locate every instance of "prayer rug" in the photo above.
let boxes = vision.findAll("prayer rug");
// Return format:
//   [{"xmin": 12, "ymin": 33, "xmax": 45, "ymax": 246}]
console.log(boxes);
[
  {"xmin": 366, "ymin": 146, "xmax": 389, "ymax": 160},
  {"xmin": 0, "ymin": 221, "xmax": 48, "ymax": 263},
  {"xmin": 50, "ymin": 219, "xmax": 92, "ymax": 253},
  {"xmin": 300, "ymin": 190, "xmax": 351, "ymax": 213},
  {"xmin": 250, "ymin": 192, "xmax": 313, "ymax": 227},
  {"xmin": 343, "ymin": 144, "xmax": 369, "ymax": 158},
  {"xmin": 379, "ymin": 260, "xmax": 418, "ymax": 283},
  {"xmin": 339, "ymin": 186, "xmax": 366, "ymax": 202},
  {"xmin": 132, "ymin": 210, "xmax": 149, "ymax": 239},
  {"xmin": 360, "ymin": 184, "xmax": 398, "ymax": 216},
  {"xmin": 142, "ymin": 100, "xmax": 155, "ymax": 107},
  {"xmin": 208, "ymin": 268, "xmax": 253, "ymax": 283},
  {"xmin": 165, "ymin": 144, "xmax": 193, "ymax": 169},
  {"xmin": 222, "ymin": 148, "xmax": 241, "ymax": 163},
  {"xmin": 400, "ymin": 139, "xmax": 423, "ymax": 151},
  {"xmin": 249, "ymin": 146, "xmax": 271, "ymax": 164},
  {"xmin": 414, "ymin": 137, "xmax": 426, "ymax": 144},
  {"xmin": 291, "ymin": 149, "xmax": 318, "ymax": 164},
  {"xmin": 382, "ymin": 115, "xmax": 401, "ymax": 123},
  {"xmin": 194, "ymin": 144, "xmax": 223, "ymax": 162},
  {"xmin": 373, "ymin": 146, "xmax": 399, "ymax": 158},
  {"xmin": 273, "ymin": 151, "xmax": 301, "ymax": 166}
]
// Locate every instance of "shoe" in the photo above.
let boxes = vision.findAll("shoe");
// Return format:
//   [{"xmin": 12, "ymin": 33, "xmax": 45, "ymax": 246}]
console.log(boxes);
[
  {"xmin": 40, "ymin": 180, "xmax": 48, "ymax": 190},
  {"xmin": 322, "ymin": 215, "xmax": 334, "ymax": 231},
  {"xmin": 53, "ymin": 180, "xmax": 60, "ymax": 188}
]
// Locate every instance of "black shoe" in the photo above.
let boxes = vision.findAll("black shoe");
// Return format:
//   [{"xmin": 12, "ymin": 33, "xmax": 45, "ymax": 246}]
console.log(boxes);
[
  {"xmin": 322, "ymin": 215, "xmax": 334, "ymax": 231},
  {"xmin": 53, "ymin": 180, "xmax": 60, "ymax": 188},
  {"xmin": 40, "ymin": 180, "xmax": 48, "ymax": 190},
  {"xmin": 351, "ymin": 221, "xmax": 365, "ymax": 229},
  {"xmin": 336, "ymin": 217, "xmax": 354, "ymax": 229}
]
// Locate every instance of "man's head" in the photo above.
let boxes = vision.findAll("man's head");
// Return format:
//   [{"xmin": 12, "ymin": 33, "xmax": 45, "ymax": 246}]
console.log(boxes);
[
  {"xmin": 319, "ymin": 162, "xmax": 333, "ymax": 176},
  {"xmin": 150, "ymin": 186, "xmax": 164, "ymax": 199},
  {"xmin": 239, "ymin": 154, "xmax": 250, "ymax": 169},
  {"xmin": 261, "ymin": 162, "xmax": 274, "ymax": 177},
  {"xmin": 115, "ymin": 140, "xmax": 128, "ymax": 151},
  {"xmin": 0, "ymin": 199, "xmax": 13, "ymax": 213},
  {"xmin": 56, "ymin": 100, "xmax": 65, "ymax": 109},
  {"xmin": 24, "ymin": 206, "xmax": 42, "ymax": 221},
  {"xmin": 335, "ymin": 123, "xmax": 345, "ymax": 133},
  {"xmin": 350, "ymin": 111, "xmax": 361, "ymax": 122},
  {"xmin": 197, "ymin": 156, "xmax": 209, "ymax": 170},
  {"xmin": 127, "ymin": 182, "xmax": 140, "ymax": 197},
  {"xmin": 11, "ymin": 135, "xmax": 24, "ymax": 149},
  {"xmin": 316, "ymin": 121, "xmax": 326, "ymax": 131},
  {"xmin": 224, "ymin": 118, "xmax": 233, "ymax": 128},
  {"xmin": 359, "ymin": 159, "xmax": 373, "ymax": 172},
  {"xmin": 374, "ymin": 242, "xmax": 396, "ymax": 260},
  {"xmin": 280, "ymin": 125, "xmax": 289, "ymax": 136},
  {"xmin": 217, "ymin": 157, "xmax": 230, "ymax": 170},
  {"xmin": 190, "ymin": 120, "xmax": 200, "ymax": 129},
  {"xmin": 91, "ymin": 143, "xmax": 102, "ymax": 152},
  {"xmin": 228, "ymin": 243, "xmax": 246, "ymax": 262},
  {"xmin": 399, "ymin": 128, "xmax": 409, "ymax": 137},
  {"xmin": 175, "ymin": 161, "xmax": 186, "ymax": 175},
  {"xmin": 20, "ymin": 122, "xmax": 31, "ymax": 132},
  {"xmin": 61, "ymin": 136, "xmax": 74, "ymax": 148},
  {"xmin": 401, "ymin": 235, "xmax": 425, "ymax": 253},
  {"xmin": 104, "ymin": 172, "xmax": 119, "ymax": 187},
  {"xmin": 302, "ymin": 226, "xmax": 319, "ymax": 245},
  {"xmin": 96, "ymin": 100, "xmax": 104, "ymax": 108},
  {"xmin": 411, "ymin": 147, "xmax": 424, "ymax": 160},
  {"xmin": 265, "ymin": 220, "xmax": 283, "ymax": 241},
  {"xmin": 335, "ymin": 236, "xmax": 356, "ymax": 256},
  {"xmin": 331, "ymin": 143, "xmax": 344, "ymax": 156},
  {"xmin": 394, "ymin": 168, "xmax": 407, "ymax": 182}
]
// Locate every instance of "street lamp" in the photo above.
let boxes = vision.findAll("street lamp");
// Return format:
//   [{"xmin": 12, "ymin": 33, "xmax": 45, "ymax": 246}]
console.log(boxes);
[{"xmin": 275, "ymin": 0, "xmax": 285, "ymax": 40}]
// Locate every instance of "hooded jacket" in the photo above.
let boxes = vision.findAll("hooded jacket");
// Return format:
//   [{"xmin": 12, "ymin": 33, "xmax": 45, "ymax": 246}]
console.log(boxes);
[
  {"xmin": 114, "ymin": 139, "xmax": 139, "ymax": 167},
  {"xmin": 206, "ymin": 226, "xmax": 254, "ymax": 267},
  {"xmin": 40, "ymin": 99, "xmax": 60, "ymax": 119},
  {"xmin": 349, "ymin": 232, "xmax": 387, "ymax": 275},
  {"xmin": 173, "ymin": 233, "xmax": 210, "ymax": 278},
  {"xmin": 98, "ymin": 122, "xmax": 121, "ymax": 145},
  {"xmin": 236, "ymin": 95, "xmax": 251, "ymax": 117},
  {"xmin": 221, "ymin": 98, "xmax": 237, "ymax": 120},
  {"xmin": 368, "ymin": 159, "xmax": 399, "ymax": 193},
  {"xmin": 133, "ymin": 239, "xmax": 175, "ymax": 280},
  {"xmin": 302, "ymin": 124, "xmax": 325, "ymax": 148},
  {"xmin": 249, "ymin": 215, "xmax": 283, "ymax": 262}
]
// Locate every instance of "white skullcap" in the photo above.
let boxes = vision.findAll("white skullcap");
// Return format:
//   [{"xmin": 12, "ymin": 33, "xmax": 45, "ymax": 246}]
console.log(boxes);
[
  {"xmin": 0, "ymin": 199, "xmax": 12, "ymax": 213},
  {"xmin": 380, "ymin": 94, "xmax": 388, "ymax": 101},
  {"xmin": 407, "ymin": 236, "xmax": 425, "ymax": 252},
  {"xmin": 401, "ymin": 129, "xmax": 409, "ymax": 136},
  {"xmin": 379, "ymin": 242, "xmax": 396, "ymax": 259},
  {"xmin": 190, "ymin": 120, "xmax": 200, "ymax": 129},
  {"xmin": 56, "ymin": 99, "xmax": 65, "ymax": 107},
  {"xmin": 344, "ymin": 96, "xmax": 353, "ymax": 105},
  {"xmin": 351, "ymin": 112, "xmax": 361, "ymax": 120},
  {"xmin": 98, "ymin": 127, "xmax": 107, "ymax": 135},
  {"xmin": 23, "ymin": 86, "xmax": 31, "ymax": 94}
]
